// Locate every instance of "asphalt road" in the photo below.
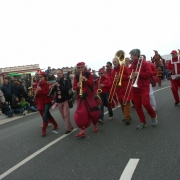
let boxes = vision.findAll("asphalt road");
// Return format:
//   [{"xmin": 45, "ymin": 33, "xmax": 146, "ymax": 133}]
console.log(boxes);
[{"xmin": 0, "ymin": 80, "xmax": 180, "ymax": 180}]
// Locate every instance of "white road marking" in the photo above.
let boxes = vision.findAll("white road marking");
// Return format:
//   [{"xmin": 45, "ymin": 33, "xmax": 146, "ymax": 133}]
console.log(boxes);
[
  {"xmin": 119, "ymin": 159, "xmax": 140, "ymax": 180},
  {"xmin": 52, "ymin": 130, "xmax": 59, "ymax": 134},
  {"xmin": 0, "ymin": 128, "xmax": 78, "ymax": 180},
  {"xmin": 104, "ymin": 105, "xmax": 120, "ymax": 114},
  {"xmin": 153, "ymin": 86, "xmax": 170, "ymax": 92}
]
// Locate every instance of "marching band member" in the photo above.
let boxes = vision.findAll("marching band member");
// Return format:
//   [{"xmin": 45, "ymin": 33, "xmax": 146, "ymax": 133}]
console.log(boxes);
[
  {"xmin": 125, "ymin": 57, "xmax": 131, "ymax": 68},
  {"xmin": 142, "ymin": 55, "xmax": 157, "ymax": 111},
  {"xmin": 112, "ymin": 57, "xmax": 132, "ymax": 124},
  {"xmin": 34, "ymin": 71, "xmax": 58, "ymax": 136},
  {"xmin": 156, "ymin": 64, "xmax": 163, "ymax": 87},
  {"xmin": 50, "ymin": 69, "xmax": 73, "ymax": 134},
  {"xmin": 95, "ymin": 68, "xmax": 113, "ymax": 124},
  {"xmin": 73, "ymin": 62, "xmax": 100, "ymax": 138},
  {"xmin": 129, "ymin": 49, "xmax": 157, "ymax": 129},
  {"xmin": 151, "ymin": 50, "xmax": 165, "ymax": 67},
  {"xmin": 106, "ymin": 61, "xmax": 113, "ymax": 81},
  {"xmin": 167, "ymin": 50, "xmax": 180, "ymax": 105}
]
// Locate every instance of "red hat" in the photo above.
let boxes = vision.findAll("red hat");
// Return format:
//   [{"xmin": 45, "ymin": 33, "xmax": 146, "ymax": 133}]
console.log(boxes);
[
  {"xmin": 76, "ymin": 62, "xmax": 85, "ymax": 66},
  {"xmin": 35, "ymin": 69, "xmax": 41, "ymax": 74},
  {"xmin": 170, "ymin": 50, "xmax": 177, "ymax": 54},
  {"xmin": 98, "ymin": 68, "xmax": 105, "ymax": 73},
  {"xmin": 40, "ymin": 71, "xmax": 46, "ymax": 77}
]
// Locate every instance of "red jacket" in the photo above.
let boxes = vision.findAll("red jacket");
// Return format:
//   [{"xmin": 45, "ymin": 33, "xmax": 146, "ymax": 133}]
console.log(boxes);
[
  {"xmin": 73, "ymin": 71, "xmax": 94, "ymax": 98},
  {"xmin": 95, "ymin": 76, "xmax": 112, "ymax": 93},
  {"xmin": 148, "ymin": 62, "xmax": 157, "ymax": 85},
  {"xmin": 35, "ymin": 80, "xmax": 52, "ymax": 110},
  {"xmin": 130, "ymin": 59, "xmax": 152, "ymax": 94},
  {"xmin": 167, "ymin": 56, "xmax": 180, "ymax": 75},
  {"xmin": 106, "ymin": 69, "xmax": 113, "ymax": 82},
  {"xmin": 111, "ymin": 64, "xmax": 132, "ymax": 101}
]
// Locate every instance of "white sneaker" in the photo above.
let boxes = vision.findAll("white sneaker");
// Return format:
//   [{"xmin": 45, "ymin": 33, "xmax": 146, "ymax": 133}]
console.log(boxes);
[
  {"xmin": 98, "ymin": 119, "xmax": 103, "ymax": 124},
  {"xmin": 108, "ymin": 117, "xmax": 113, "ymax": 120},
  {"xmin": 23, "ymin": 110, "xmax": 28, "ymax": 116},
  {"xmin": 152, "ymin": 116, "xmax": 158, "ymax": 126},
  {"xmin": 48, "ymin": 123, "xmax": 52, "ymax": 127}
]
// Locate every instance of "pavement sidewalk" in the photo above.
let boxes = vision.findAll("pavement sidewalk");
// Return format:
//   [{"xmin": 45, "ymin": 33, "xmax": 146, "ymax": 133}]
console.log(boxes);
[{"xmin": 0, "ymin": 112, "xmax": 37, "ymax": 125}]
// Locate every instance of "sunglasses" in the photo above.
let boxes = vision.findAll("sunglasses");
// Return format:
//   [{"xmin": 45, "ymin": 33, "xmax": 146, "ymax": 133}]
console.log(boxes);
[
  {"xmin": 98, "ymin": 72, "xmax": 103, "ymax": 74},
  {"xmin": 39, "ymin": 76, "xmax": 43, "ymax": 78}
]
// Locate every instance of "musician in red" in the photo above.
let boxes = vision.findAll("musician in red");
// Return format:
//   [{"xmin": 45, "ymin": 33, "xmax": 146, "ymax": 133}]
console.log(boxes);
[
  {"xmin": 167, "ymin": 50, "xmax": 180, "ymax": 105},
  {"xmin": 34, "ymin": 71, "xmax": 58, "ymax": 136},
  {"xmin": 142, "ymin": 55, "xmax": 157, "ymax": 111},
  {"xmin": 129, "ymin": 49, "xmax": 157, "ymax": 129},
  {"xmin": 73, "ymin": 62, "xmax": 100, "ymax": 137},
  {"xmin": 111, "ymin": 57, "xmax": 132, "ymax": 124},
  {"xmin": 94, "ymin": 68, "xmax": 113, "ymax": 123},
  {"xmin": 106, "ymin": 61, "xmax": 113, "ymax": 81},
  {"xmin": 151, "ymin": 50, "xmax": 165, "ymax": 67}
]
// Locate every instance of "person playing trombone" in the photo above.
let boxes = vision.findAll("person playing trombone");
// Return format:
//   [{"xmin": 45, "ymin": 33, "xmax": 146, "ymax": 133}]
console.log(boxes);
[
  {"xmin": 111, "ymin": 57, "xmax": 133, "ymax": 124},
  {"xmin": 129, "ymin": 49, "xmax": 157, "ymax": 129}
]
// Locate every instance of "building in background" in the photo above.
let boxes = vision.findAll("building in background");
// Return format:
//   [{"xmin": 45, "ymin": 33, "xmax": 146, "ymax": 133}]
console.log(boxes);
[{"xmin": 0, "ymin": 64, "xmax": 40, "ymax": 85}]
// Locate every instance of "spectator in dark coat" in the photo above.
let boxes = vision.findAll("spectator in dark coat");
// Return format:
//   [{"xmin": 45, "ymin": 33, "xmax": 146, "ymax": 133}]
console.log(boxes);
[
  {"xmin": 2, "ymin": 102, "xmax": 14, "ymax": 117},
  {"xmin": 45, "ymin": 66, "xmax": 52, "ymax": 76},
  {"xmin": 1, "ymin": 79, "xmax": 13, "ymax": 107}
]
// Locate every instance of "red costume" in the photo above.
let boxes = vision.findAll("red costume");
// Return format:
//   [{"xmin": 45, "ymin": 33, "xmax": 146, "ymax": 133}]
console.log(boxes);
[
  {"xmin": 94, "ymin": 68, "xmax": 113, "ymax": 122},
  {"xmin": 167, "ymin": 50, "xmax": 180, "ymax": 104},
  {"xmin": 34, "ymin": 72, "xmax": 58, "ymax": 136},
  {"xmin": 148, "ymin": 62, "xmax": 157, "ymax": 87},
  {"xmin": 129, "ymin": 59, "xmax": 156, "ymax": 123},
  {"xmin": 73, "ymin": 62, "xmax": 100, "ymax": 137},
  {"xmin": 106, "ymin": 68, "xmax": 113, "ymax": 82},
  {"xmin": 111, "ymin": 64, "xmax": 132, "ymax": 122},
  {"xmin": 156, "ymin": 66, "xmax": 163, "ymax": 86},
  {"xmin": 151, "ymin": 50, "xmax": 165, "ymax": 67}
]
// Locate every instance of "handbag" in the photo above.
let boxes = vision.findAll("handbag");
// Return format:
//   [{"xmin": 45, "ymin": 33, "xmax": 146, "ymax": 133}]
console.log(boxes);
[{"xmin": 68, "ymin": 98, "xmax": 73, "ymax": 108}]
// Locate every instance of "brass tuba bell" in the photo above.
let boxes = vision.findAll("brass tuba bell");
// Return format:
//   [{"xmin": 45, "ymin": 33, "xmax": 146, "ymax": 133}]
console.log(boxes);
[{"xmin": 114, "ymin": 50, "xmax": 125, "ymax": 86}]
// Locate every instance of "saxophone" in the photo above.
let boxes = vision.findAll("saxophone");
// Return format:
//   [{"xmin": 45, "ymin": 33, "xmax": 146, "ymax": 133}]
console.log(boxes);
[{"xmin": 79, "ymin": 71, "xmax": 83, "ymax": 97}]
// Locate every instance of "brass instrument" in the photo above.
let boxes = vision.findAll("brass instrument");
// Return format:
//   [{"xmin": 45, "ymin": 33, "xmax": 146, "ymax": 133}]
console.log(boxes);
[
  {"xmin": 28, "ymin": 86, "xmax": 34, "ymax": 97},
  {"xmin": 132, "ymin": 56, "xmax": 144, "ymax": 87},
  {"xmin": 97, "ymin": 76, "xmax": 102, "ymax": 98},
  {"xmin": 108, "ymin": 50, "xmax": 125, "ymax": 103},
  {"xmin": 79, "ymin": 71, "xmax": 83, "ymax": 97},
  {"xmin": 115, "ymin": 50, "xmax": 125, "ymax": 87},
  {"xmin": 32, "ymin": 81, "xmax": 41, "ymax": 101}
]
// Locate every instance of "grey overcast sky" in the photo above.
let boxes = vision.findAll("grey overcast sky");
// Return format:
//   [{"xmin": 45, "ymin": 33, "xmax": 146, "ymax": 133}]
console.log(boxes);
[{"xmin": 0, "ymin": 0, "xmax": 180, "ymax": 71}]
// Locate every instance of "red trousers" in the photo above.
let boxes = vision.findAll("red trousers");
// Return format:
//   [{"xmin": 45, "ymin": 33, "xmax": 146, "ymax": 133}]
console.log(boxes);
[
  {"xmin": 133, "ymin": 93, "xmax": 156, "ymax": 123},
  {"xmin": 156, "ymin": 76, "xmax": 161, "ymax": 86},
  {"xmin": 170, "ymin": 79, "xmax": 180, "ymax": 103},
  {"xmin": 74, "ymin": 99, "xmax": 91, "ymax": 128}
]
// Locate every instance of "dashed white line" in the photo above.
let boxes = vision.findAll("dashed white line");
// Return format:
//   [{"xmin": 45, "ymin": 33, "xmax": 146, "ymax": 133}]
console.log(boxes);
[{"xmin": 119, "ymin": 159, "xmax": 140, "ymax": 180}]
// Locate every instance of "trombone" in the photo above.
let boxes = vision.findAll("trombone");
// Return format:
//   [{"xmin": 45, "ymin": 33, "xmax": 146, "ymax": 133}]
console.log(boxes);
[
  {"xmin": 108, "ymin": 50, "xmax": 125, "ymax": 103},
  {"xmin": 123, "ymin": 56, "xmax": 144, "ymax": 105}
]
